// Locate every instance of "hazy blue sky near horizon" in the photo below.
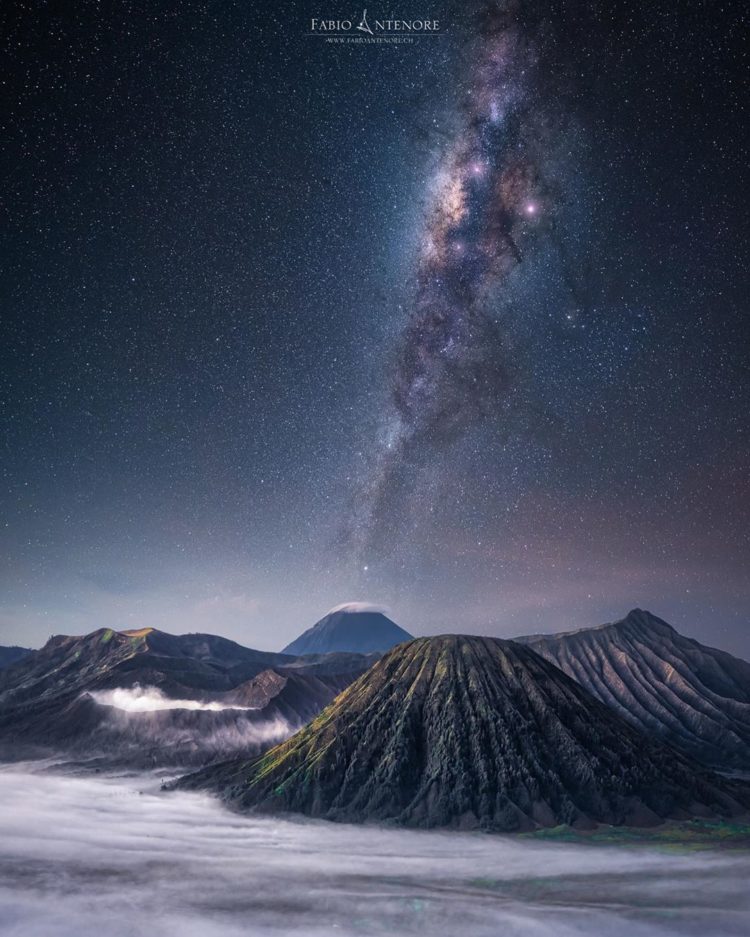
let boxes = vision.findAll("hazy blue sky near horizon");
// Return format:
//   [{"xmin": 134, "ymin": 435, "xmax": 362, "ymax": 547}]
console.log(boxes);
[{"xmin": 1, "ymin": 1, "xmax": 748, "ymax": 657}]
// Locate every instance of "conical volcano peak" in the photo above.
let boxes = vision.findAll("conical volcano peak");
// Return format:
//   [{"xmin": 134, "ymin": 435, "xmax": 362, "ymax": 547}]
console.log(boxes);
[
  {"xmin": 366, "ymin": 634, "xmax": 546, "ymax": 690},
  {"xmin": 282, "ymin": 604, "xmax": 412, "ymax": 656}
]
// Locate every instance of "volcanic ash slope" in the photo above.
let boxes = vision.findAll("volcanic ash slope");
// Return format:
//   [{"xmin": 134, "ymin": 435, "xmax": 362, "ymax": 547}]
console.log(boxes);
[{"xmin": 176, "ymin": 635, "xmax": 750, "ymax": 831}]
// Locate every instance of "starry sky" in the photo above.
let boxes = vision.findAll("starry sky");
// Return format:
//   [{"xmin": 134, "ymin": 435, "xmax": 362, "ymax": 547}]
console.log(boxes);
[{"xmin": 2, "ymin": 0, "xmax": 748, "ymax": 656}]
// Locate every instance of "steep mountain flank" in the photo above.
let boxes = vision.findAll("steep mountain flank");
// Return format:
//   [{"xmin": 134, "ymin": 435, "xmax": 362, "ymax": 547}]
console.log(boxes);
[
  {"xmin": 518, "ymin": 609, "xmax": 750, "ymax": 771},
  {"xmin": 0, "ymin": 627, "xmax": 371, "ymax": 766},
  {"xmin": 177, "ymin": 635, "xmax": 750, "ymax": 830}
]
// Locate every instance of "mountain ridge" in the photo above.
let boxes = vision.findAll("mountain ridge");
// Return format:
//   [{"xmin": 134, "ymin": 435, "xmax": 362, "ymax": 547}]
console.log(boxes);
[
  {"xmin": 0, "ymin": 646, "xmax": 32, "ymax": 670},
  {"xmin": 0, "ymin": 626, "xmax": 374, "ymax": 767},
  {"xmin": 176, "ymin": 634, "xmax": 750, "ymax": 831},
  {"xmin": 517, "ymin": 609, "xmax": 750, "ymax": 771}
]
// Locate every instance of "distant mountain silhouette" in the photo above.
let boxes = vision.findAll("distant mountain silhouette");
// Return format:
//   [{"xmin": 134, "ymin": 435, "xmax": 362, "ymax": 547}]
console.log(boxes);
[
  {"xmin": 0, "ymin": 627, "xmax": 373, "ymax": 767},
  {"xmin": 176, "ymin": 635, "xmax": 750, "ymax": 830},
  {"xmin": 282, "ymin": 604, "xmax": 412, "ymax": 655},
  {"xmin": 518, "ymin": 609, "xmax": 750, "ymax": 771},
  {"xmin": 0, "ymin": 646, "xmax": 31, "ymax": 670}
]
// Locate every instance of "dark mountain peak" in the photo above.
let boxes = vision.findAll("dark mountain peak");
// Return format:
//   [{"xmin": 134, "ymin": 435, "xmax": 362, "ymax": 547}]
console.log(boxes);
[
  {"xmin": 520, "ymin": 612, "xmax": 750, "ymax": 770},
  {"xmin": 177, "ymin": 634, "xmax": 749, "ymax": 831},
  {"xmin": 0, "ymin": 626, "xmax": 376, "ymax": 768},
  {"xmin": 37, "ymin": 627, "xmax": 294, "ymax": 669},
  {"xmin": 611, "ymin": 608, "xmax": 677, "ymax": 637},
  {"xmin": 43, "ymin": 627, "xmax": 150, "ymax": 654},
  {"xmin": 584, "ymin": 609, "xmax": 675, "ymax": 643},
  {"xmin": 520, "ymin": 609, "xmax": 675, "ymax": 646},
  {"xmin": 282, "ymin": 603, "xmax": 412, "ymax": 656},
  {"xmin": 0, "ymin": 646, "xmax": 32, "ymax": 670},
  {"xmin": 227, "ymin": 669, "xmax": 289, "ymax": 708},
  {"xmin": 133, "ymin": 628, "xmax": 289, "ymax": 665}
]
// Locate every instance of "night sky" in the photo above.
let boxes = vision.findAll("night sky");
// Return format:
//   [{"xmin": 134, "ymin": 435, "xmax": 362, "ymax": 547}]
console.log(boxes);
[{"xmin": 2, "ymin": 1, "xmax": 748, "ymax": 655}]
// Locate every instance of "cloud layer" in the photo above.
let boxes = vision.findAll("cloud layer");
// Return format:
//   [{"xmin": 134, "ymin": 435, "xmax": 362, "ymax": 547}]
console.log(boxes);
[
  {"xmin": 90, "ymin": 686, "xmax": 251, "ymax": 713},
  {"xmin": 325, "ymin": 601, "xmax": 389, "ymax": 615},
  {"xmin": 0, "ymin": 766, "xmax": 748, "ymax": 937}
]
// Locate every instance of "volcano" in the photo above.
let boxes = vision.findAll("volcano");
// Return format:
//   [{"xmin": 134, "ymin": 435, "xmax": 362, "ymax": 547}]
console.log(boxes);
[
  {"xmin": 518, "ymin": 609, "xmax": 750, "ymax": 771},
  {"xmin": 282, "ymin": 604, "xmax": 412, "ymax": 656},
  {"xmin": 176, "ymin": 635, "xmax": 749, "ymax": 830},
  {"xmin": 0, "ymin": 627, "xmax": 373, "ymax": 766}
]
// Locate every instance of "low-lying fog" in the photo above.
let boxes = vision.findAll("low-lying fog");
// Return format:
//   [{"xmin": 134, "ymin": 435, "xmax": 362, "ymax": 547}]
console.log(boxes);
[
  {"xmin": 90, "ymin": 686, "xmax": 254, "ymax": 712},
  {"xmin": 0, "ymin": 765, "xmax": 748, "ymax": 937}
]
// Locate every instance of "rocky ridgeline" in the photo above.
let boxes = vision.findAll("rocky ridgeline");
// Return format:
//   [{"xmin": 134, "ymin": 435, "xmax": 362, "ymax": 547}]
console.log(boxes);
[
  {"xmin": 519, "ymin": 609, "xmax": 750, "ymax": 771},
  {"xmin": 176, "ymin": 634, "xmax": 750, "ymax": 830}
]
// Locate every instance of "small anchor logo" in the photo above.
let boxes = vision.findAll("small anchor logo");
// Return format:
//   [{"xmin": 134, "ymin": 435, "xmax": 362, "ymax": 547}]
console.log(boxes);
[{"xmin": 356, "ymin": 9, "xmax": 374, "ymax": 35}]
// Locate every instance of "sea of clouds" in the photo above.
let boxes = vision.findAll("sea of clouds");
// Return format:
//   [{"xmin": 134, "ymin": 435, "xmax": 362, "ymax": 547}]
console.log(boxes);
[{"xmin": 0, "ymin": 765, "xmax": 748, "ymax": 937}]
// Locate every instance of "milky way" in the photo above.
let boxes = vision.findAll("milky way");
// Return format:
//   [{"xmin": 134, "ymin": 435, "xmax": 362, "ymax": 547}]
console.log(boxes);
[
  {"xmin": 3, "ymin": 0, "xmax": 747, "ymax": 648},
  {"xmin": 353, "ymin": 2, "xmax": 557, "ymax": 557}
]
